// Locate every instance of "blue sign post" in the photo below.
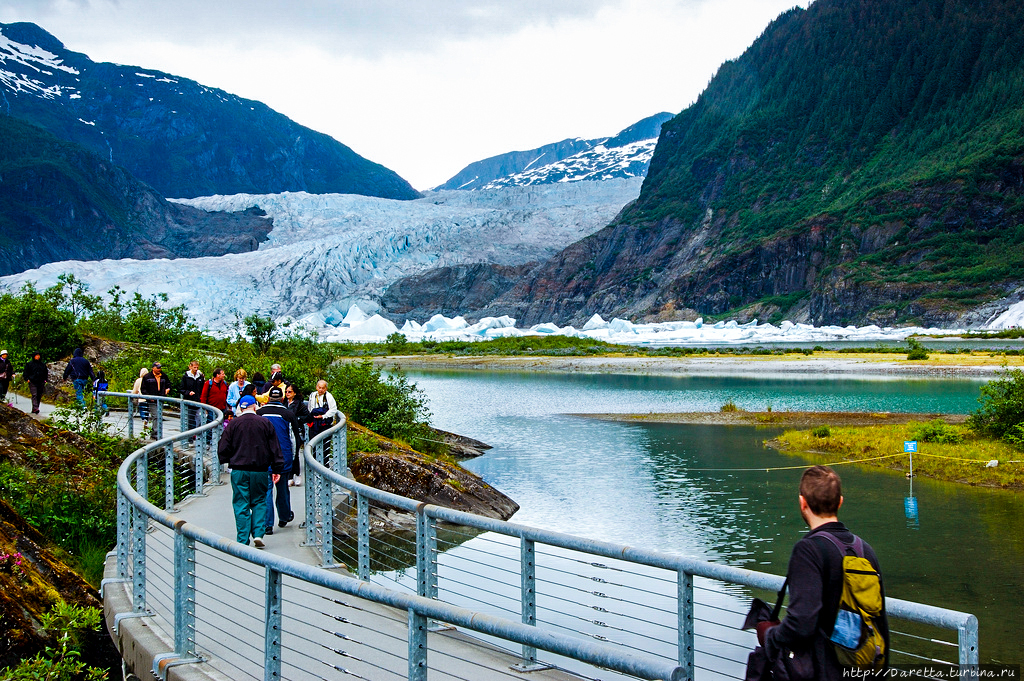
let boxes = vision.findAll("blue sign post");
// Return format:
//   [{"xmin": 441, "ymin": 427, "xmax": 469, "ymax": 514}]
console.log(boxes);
[{"xmin": 904, "ymin": 441, "xmax": 919, "ymax": 525}]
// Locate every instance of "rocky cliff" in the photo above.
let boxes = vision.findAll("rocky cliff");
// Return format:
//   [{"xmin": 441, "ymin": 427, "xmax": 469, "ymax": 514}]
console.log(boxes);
[{"xmin": 0, "ymin": 115, "xmax": 273, "ymax": 276}]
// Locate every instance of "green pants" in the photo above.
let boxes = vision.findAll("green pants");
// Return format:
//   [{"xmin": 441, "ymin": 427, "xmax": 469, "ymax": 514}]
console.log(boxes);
[{"xmin": 230, "ymin": 469, "xmax": 272, "ymax": 544}]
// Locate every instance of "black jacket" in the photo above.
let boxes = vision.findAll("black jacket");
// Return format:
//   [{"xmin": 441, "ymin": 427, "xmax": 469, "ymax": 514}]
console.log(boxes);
[
  {"xmin": 141, "ymin": 371, "xmax": 172, "ymax": 396},
  {"xmin": 257, "ymin": 402, "xmax": 304, "ymax": 450},
  {"xmin": 23, "ymin": 358, "xmax": 48, "ymax": 386},
  {"xmin": 285, "ymin": 397, "xmax": 311, "ymax": 447},
  {"xmin": 766, "ymin": 522, "xmax": 889, "ymax": 680},
  {"xmin": 217, "ymin": 412, "xmax": 284, "ymax": 473},
  {"xmin": 180, "ymin": 370, "xmax": 205, "ymax": 401}
]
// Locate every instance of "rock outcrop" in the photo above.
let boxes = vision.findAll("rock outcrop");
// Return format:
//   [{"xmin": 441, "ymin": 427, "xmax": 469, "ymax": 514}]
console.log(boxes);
[{"xmin": 0, "ymin": 115, "xmax": 273, "ymax": 276}]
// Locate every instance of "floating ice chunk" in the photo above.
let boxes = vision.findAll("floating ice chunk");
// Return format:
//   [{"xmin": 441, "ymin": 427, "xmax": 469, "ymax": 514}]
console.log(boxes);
[
  {"xmin": 401, "ymin": 320, "xmax": 422, "ymax": 333},
  {"xmin": 531, "ymin": 323, "xmax": 561, "ymax": 334},
  {"xmin": 340, "ymin": 314, "xmax": 398, "ymax": 338},
  {"xmin": 422, "ymin": 314, "xmax": 454, "ymax": 331},
  {"xmin": 609, "ymin": 318, "xmax": 636, "ymax": 333},
  {"xmin": 582, "ymin": 314, "xmax": 608, "ymax": 331},
  {"xmin": 342, "ymin": 304, "xmax": 368, "ymax": 327},
  {"xmin": 694, "ymin": 317, "xmax": 703, "ymax": 328}
]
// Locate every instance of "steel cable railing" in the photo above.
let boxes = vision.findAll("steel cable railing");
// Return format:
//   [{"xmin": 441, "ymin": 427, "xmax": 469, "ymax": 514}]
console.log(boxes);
[
  {"xmin": 307, "ymin": 427, "xmax": 981, "ymax": 679},
  {"xmin": 107, "ymin": 395, "xmax": 685, "ymax": 681}
]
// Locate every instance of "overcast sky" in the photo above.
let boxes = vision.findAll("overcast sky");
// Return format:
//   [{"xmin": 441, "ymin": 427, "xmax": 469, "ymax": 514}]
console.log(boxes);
[{"xmin": 2, "ymin": 0, "xmax": 806, "ymax": 190}]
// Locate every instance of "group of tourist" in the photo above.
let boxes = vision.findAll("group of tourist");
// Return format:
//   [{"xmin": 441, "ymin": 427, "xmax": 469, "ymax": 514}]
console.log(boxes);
[{"xmin": 163, "ymin": 359, "xmax": 341, "ymax": 549}]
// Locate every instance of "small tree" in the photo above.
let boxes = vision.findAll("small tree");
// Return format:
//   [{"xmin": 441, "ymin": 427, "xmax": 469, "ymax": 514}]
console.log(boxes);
[
  {"xmin": 243, "ymin": 314, "xmax": 277, "ymax": 355},
  {"xmin": 967, "ymin": 367, "xmax": 1024, "ymax": 441},
  {"xmin": 2, "ymin": 600, "xmax": 107, "ymax": 680}
]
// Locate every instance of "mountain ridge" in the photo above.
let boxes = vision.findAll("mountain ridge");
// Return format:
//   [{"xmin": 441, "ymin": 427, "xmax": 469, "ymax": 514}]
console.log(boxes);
[{"xmin": 0, "ymin": 21, "xmax": 419, "ymax": 200}]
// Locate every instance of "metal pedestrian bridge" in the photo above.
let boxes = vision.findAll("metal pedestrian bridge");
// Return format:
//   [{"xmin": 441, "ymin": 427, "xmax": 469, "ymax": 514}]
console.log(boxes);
[{"xmin": 100, "ymin": 393, "xmax": 979, "ymax": 681}]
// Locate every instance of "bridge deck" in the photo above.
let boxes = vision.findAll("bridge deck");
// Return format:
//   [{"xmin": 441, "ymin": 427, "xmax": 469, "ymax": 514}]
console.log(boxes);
[{"xmin": 8, "ymin": 399, "xmax": 583, "ymax": 680}]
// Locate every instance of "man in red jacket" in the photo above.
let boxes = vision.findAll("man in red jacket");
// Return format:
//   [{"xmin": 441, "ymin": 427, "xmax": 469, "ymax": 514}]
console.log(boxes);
[{"xmin": 200, "ymin": 367, "xmax": 230, "ymax": 413}]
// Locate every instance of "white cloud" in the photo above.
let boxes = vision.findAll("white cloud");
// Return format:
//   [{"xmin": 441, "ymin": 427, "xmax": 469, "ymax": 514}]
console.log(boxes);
[{"xmin": 2, "ymin": 0, "xmax": 805, "ymax": 189}]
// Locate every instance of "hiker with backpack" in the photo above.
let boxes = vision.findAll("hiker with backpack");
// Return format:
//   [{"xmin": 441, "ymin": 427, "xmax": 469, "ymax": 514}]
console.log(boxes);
[{"xmin": 757, "ymin": 465, "xmax": 889, "ymax": 679}]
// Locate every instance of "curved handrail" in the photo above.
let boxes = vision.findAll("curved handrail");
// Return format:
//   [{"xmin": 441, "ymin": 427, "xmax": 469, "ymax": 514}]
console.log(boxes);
[
  {"xmin": 304, "ymin": 422, "xmax": 980, "ymax": 670},
  {"xmin": 110, "ymin": 396, "xmax": 684, "ymax": 681}
]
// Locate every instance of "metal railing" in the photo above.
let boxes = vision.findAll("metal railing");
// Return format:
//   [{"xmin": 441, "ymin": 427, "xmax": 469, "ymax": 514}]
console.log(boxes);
[
  {"xmin": 304, "ymin": 423, "xmax": 982, "ymax": 680},
  {"xmin": 107, "ymin": 395, "xmax": 685, "ymax": 681}
]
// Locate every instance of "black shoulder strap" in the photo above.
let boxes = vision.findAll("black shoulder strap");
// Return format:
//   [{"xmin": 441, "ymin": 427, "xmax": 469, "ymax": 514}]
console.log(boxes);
[
  {"xmin": 771, "ymin": 579, "xmax": 789, "ymax": 621},
  {"xmin": 814, "ymin": 530, "xmax": 864, "ymax": 559}
]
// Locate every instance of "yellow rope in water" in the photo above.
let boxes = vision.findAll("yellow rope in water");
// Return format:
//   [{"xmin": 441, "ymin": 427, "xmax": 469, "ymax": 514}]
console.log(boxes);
[{"xmin": 686, "ymin": 453, "xmax": 903, "ymax": 472}]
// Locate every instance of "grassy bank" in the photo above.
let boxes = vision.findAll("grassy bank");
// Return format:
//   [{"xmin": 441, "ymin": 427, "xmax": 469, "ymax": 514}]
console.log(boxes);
[{"xmin": 772, "ymin": 421, "xmax": 1024, "ymax": 489}]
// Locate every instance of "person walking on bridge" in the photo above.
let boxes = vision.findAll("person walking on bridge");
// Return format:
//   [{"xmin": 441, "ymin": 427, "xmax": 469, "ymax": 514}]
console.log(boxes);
[
  {"xmin": 218, "ymin": 395, "xmax": 283, "ymax": 548},
  {"xmin": 0, "ymin": 350, "xmax": 14, "ymax": 403}
]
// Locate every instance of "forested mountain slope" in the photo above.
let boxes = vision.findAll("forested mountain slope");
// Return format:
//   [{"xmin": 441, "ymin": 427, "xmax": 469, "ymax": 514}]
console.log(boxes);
[
  {"xmin": 0, "ymin": 115, "xmax": 272, "ymax": 276},
  {"xmin": 488, "ymin": 0, "xmax": 1024, "ymax": 327}
]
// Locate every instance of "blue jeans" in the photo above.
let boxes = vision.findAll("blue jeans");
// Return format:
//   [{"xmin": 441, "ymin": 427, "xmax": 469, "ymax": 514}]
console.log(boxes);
[{"xmin": 72, "ymin": 379, "xmax": 89, "ymax": 407}]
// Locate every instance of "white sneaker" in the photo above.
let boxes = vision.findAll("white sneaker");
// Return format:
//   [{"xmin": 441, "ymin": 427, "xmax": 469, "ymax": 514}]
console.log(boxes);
[
  {"xmin": 294, "ymin": 478, "xmax": 302, "ymax": 486},
  {"xmin": 253, "ymin": 537, "xmax": 265, "ymax": 549},
  {"xmin": 288, "ymin": 479, "xmax": 295, "ymax": 487}
]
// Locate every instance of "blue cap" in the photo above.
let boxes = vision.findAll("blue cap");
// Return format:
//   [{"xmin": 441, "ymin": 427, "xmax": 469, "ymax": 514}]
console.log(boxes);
[{"xmin": 238, "ymin": 395, "xmax": 257, "ymax": 409}]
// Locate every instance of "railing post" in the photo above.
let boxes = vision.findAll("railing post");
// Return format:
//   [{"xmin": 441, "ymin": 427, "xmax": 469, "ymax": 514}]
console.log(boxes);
[
  {"xmin": 521, "ymin": 537, "xmax": 538, "ymax": 665},
  {"xmin": 127, "ymin": 397, "xmax": 135, "ymax": 439},
  {"xmin": 117, "ymin": 487, "xmax": 130, "ymax": 579},
  {"xmin": 357, "ymin": 491, "xmax": 370, "ymax": 581},
  {"xmin": 331, "ymin": 422, "xmax": 347, "ymax": 475},
  {"xmin": 264, "ymin": 567, "xmax": 283, "ymax": 681},
  {"xmin": 678, "ymin": 570, "xmax": 694, "ymax": 680},
  {"xmin": 154, "ymin": 399, "xmax": 163, "ymax": 440},
  {"xmin": 303, "ymin": 442, "xmax": 316, "ymax": 547},
  {"xmin": 194, "ymin": 427, "xmax": 205, "ymax": 496},
  {"xmin": 209, "ymin": 415, "xmax": 222, "ymax": 483},
  {"xmin": 416, "ymin": 509, "xmax": 437, "ymax": 601},
  {"xmin": 408, "ymin": 609, "xmax": 427, "ymax": 681},
  {"xmin": 133, "ymin": 451, "xmax": 149, "ymax": 613},
  {"xmin": 179, "ymin": 402, "xmax": 187, "ymax": 436},
  {"xmin": 318, "ymin": 440, "xmax": 334, "ymax": 566},
  {"xmin": 174, "ymin": 531, "xmax": 196, "ymax": 657},
  {"xmin": 959, "ymin": 614, "xmax": 979, "ymax": 669},
  {"xmin": 164, "ymin": 443, "xmax": 175, "ymax": 511}
]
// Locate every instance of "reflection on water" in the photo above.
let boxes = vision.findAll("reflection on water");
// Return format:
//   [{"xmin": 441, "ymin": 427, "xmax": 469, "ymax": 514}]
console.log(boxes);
[{"xmin": 399, "ymin": 370, "xmax": 1021, "ymax": 665}]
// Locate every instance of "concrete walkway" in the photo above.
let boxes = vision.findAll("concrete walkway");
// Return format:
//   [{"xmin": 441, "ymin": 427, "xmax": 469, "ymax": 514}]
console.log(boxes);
[{"xmin": 11, "ymin": 395, "xmax": 580, "ymax": 680}]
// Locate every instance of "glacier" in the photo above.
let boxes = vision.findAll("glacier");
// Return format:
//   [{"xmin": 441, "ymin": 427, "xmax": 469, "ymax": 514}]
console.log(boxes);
[
  {"xmin": 1, "ymin": 178, "xmax": 1019, "ymax": 345},
  {"xmin": 0, "ymin": 180, "xmax": 643, "ymax": 330}
]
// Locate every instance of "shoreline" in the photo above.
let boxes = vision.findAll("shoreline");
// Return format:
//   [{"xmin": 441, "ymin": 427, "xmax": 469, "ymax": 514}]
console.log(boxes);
[
  {"xmin": 375, "ymin": 353, "xmax": 1020, "ymax": 378},
  {"xmin": 570, "ymin": 411, "xmax": 968, "ymax": 427}
]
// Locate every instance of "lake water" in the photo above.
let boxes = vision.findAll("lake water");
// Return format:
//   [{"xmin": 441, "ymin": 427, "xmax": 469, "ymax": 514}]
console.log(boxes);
[{"xmin": 400, "ymin": 369, "xmax": 1022, "ymax": 668}]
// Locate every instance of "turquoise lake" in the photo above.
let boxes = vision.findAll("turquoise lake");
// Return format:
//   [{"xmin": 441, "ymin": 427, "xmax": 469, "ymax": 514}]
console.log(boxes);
[{"xmin": 401, "ymin": 369, "xmax": 1022, "ymax": 668}]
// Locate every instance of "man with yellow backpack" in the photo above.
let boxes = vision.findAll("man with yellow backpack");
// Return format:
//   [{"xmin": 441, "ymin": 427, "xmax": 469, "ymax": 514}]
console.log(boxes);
[{"xmin": 758, "ymin": 465, "xmax": 889, "ymax": 679}]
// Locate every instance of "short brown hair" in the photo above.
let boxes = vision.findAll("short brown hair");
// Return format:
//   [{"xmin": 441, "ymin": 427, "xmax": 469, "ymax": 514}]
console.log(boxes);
[{"xmin": 799, "ymin": 465, "xmax": 842, "ymax": 515}]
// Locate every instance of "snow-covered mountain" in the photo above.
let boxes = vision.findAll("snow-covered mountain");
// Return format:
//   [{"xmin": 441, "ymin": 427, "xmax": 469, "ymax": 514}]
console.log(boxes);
[
  {"xmin": 0, "ymin": 22, "xmax": 418, "ymax": 199},
  {"xmin": 0, "ymin": 179, "xmax": 643, "ymax": 333},
  {"xmin": 436, "ymin": 112, "xmax": 673, "ymax": 191}
]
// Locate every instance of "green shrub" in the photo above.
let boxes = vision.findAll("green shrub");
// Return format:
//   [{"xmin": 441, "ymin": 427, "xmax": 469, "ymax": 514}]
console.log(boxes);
[
  {"xmin": 812, "ymin": 425, "xmax": 831, "ymax": 438},
  {"xmin": 720, "ymin": 400, "xmax": 741, "ymax": 412},
  {"xmin": 327, "ymin": 359, "xmax": 433, "ymax": 448},
  {"xmin": 906, "ymin": 337, "xmax": 929, "ymax": 360},
  {"xmin": 908, "ymin": 419, "xmax": 965, "ymax": 444},
  {"xmin": 1, "ymin": 600, "xmax": 106, "ymax": 681},
  {"xmin": 968, "ymin": 367, "xmax": 1024, "ymax": 441}
]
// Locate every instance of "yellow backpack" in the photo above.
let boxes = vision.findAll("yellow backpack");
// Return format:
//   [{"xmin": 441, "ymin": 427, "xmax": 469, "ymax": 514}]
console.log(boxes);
[{"xmin": 817, "ymin": 532, "xmax": 886, "ymax": 669}]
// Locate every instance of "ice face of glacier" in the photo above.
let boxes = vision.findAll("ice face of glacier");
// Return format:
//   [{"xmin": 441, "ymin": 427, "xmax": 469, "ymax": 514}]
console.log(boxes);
[{"xmin": 0, "ymin": 179, "xmax": 643, "ymax": 332}]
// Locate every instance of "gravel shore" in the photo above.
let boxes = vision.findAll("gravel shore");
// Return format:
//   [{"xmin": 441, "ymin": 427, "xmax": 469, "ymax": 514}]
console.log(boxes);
[{"xmin": 375, "ymin": 353, "xmax": 1019, "ymax": 379}]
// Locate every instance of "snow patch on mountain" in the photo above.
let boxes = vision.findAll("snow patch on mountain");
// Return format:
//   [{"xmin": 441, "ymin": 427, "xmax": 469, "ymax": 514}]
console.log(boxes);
[
  {"xmin": 482, "ymin": 139, "xmax": 658, "ymax": 189},
  {"xmin": 0, "ymin": 180, "xmax": 643, "ymax": 333}
]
